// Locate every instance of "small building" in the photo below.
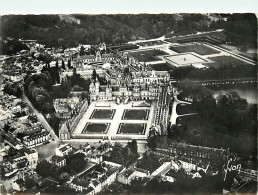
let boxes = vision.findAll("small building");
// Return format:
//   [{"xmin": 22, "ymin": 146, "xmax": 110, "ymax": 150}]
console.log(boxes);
[
  {"xmin": 59, "ymin": 123, "xmax": 71, "ymax": 140},
  {"xmin": 55, "ymin": 144, "xmax": 73, "ymax": 157},
  {"xmin": 74, "ymin": 143, "xmax": 91, "ymax": 156},
  {"xmin": 51, "ymin": 155, "xmax": 66, "ymax": 167}
]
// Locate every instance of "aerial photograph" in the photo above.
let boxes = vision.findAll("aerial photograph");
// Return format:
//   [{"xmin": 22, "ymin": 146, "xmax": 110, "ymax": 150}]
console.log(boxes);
[{"xmin": 0, "ymin": 12, "xmax": 257, "ymax": 194}]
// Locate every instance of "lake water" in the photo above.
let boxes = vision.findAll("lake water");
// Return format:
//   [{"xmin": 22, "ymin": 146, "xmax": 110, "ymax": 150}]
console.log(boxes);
[{"xmin": 213, "ymin": 88, "xmax": 257, "ymax": 104}]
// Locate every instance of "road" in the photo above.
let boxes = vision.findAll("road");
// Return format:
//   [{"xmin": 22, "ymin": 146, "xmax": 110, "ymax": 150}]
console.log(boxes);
[{"xmin": 22, "ymin": 94, "xmax": 59, "ymax": 142}]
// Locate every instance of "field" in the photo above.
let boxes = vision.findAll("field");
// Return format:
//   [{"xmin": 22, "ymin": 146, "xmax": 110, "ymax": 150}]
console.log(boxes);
[
  {"xmin": 130, "ymin": 49, "xmax": 168, "ymax": 62},
  {"xmin": 117, "ymin": 123, "xmax": 146, "ymax": 134},
  {"xmin": 170, "ymin": 44, "xmax": 220, "ymax": 55},
  {"xmin": 90, "ymin": 109, "xmax": 115, "ymax": 119},
  {"xmin": 150, "ymin": 63, "xmax": 174, "ymax": 71},
  {"xmin": 137, "ymin": 40, "xmax": 166, "ymax": 47},
  {"xmin": 122, "ymin": 109, "xmax": 149, "ymax": 120},
  {"xmin": 207, "ymin": 55, "xmax": 252, "ymax": 68},
  {"xmin": 82, "ymin": 122, "xmax": 110, "ymax": 134}
]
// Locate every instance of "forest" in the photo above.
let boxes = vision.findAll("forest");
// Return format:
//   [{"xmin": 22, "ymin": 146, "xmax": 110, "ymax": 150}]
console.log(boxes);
[{"xmin": 0, "ymin": 13, "xmax": 256, "ymax": 52}]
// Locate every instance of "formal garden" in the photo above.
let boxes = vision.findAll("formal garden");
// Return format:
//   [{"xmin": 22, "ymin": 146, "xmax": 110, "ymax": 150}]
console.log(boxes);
[
  {"xmin": 122, "ymin": 109, "xmax": 149, "ymax": 120},
  {"xmin": 90, "ymin": 109, "xmax": 116, "ymax": 119},
  {"xmin": 82, "ymin": 122, "xmax": 110, "ymax": 134},
  {"xmin": 117, "ymin": 123, "xmax": 146, "ymax": 135}
]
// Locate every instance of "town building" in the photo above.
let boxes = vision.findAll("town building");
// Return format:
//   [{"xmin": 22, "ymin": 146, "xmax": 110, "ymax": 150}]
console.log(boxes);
[
  {"xmin": 117, "ymin": 167, "xmax": 148, "ymax": 185},
  {"xmin": 69, "ymin": 161, "xmax": 121, "ymax": 194},
  {"xmin": 22, "ymin": 130, "xmax": 49, "ymax": 148}
]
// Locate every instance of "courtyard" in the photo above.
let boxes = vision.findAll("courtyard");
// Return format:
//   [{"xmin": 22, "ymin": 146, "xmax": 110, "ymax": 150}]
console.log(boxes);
[
  {"xmin": 164, "ymin": 53, "xmax": 208, "ymax": 67},
  {"xmin": 72, "ymin": 100, "xmax": 156, "ymax": 140}
]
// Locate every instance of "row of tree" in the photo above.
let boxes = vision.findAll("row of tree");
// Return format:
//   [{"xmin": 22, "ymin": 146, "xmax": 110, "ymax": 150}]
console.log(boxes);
[{"xmin": 171, "ymin": 65, "xmax": 257, "ymax": 81}]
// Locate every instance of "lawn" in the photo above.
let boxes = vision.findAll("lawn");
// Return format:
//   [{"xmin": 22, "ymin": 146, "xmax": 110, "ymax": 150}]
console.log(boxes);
[
  {"xmin": 176, "ymin": 104, "xmax": 196, "ymax": 115},
  {"xmin": 137, "ymin": 40, "xmax": 166, "ymax": 47},
  {"xmin": 207, "ymin": 55, "xmax": 252, "ymax": 68},
  {"xmin": 117, "ymin": 123, "xmax": 146, "ymax": 134},
  {"xmin": 82, "ymin": 122, "xmax": 110, "ymax": 134},
  {"xmin": 90, "ymin": 109, "xmax": 115, "ymax": 119},
  {"xmin": 150, "ymin": 63, "xmax": 174, "ymax": 71},
  {"xmin": 169, "ymin": 44, "xmax": 220, "ymax": 55},
  {"xmin": 130, "ymin": 49, "xmax": 168, "ymax": 62},
  {"xmin": 122, "ymin": 109, "xmax": 149, "ymax": 120}
]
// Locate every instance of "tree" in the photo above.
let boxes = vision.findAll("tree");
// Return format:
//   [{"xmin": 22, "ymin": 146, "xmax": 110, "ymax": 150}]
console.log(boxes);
[
  {"xmin": 3, "ymin": 123, "xmax": 10, "ymax": 132},
  {"xmin": 35, "ymin": 159, "xmax": 52, "ymax": 177},
  {"xmin": 3, "ymin": 82, "xmax": 22, "ymax": 97},
  {"xmin": 70, "ymin": 158, "xmax": 85, "ymax": 173},
  {"xmin": 55, "ymin": 60, "xmax": 58, "ymax": 69},
  {"xmin": 65, "ymin": 153, "xmax": 87, "ymax": 174},
  {"xmin": 61, "ymin": 59, "xmax": 65, "ymax": 69},
  {"xmin": 127, "ymin": 140, "xmax": 138, "ymax": 155},
  {"xmin": 147, "ymin": 136, "xmax": 157, "ymax": 150},
  {"xmin": 59, "ymin": 172, "xmax": 70, "ymax": 183},
  {"xmin": 92, "ymin": 69, "xmax": 97, "ymax": 80},
  {"xmin": 24, "ymin": 176, "xmax": 37, "ymax": 189},
  {"xmin": 67, "ymin": 59, "xmax": 72, "ymax": 69},
  {"xmin": 80, "ymin": 46, "xmax": 85, "ymax": 56},
  {"xmin": 72, "ymin": 85, "xmax": 83, "ymax": 91}
]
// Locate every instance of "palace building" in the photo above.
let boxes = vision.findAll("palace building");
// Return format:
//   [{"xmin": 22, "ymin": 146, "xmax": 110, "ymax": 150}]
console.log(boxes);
[{"xmin": 89, "ymin": 70, "xmax": 170, "ymax": 101}]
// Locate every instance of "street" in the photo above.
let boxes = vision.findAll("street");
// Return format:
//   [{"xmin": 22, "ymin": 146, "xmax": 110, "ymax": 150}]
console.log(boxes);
[{"xmin": 21, "ymin": 94, "xmax": 59, "ymax": 142}]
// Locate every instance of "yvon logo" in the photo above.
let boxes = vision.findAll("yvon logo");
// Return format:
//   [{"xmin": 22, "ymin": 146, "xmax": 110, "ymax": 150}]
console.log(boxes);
[{"xmin": 223, "ymin": 159, "xmax": 241, "ymax": 181}]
